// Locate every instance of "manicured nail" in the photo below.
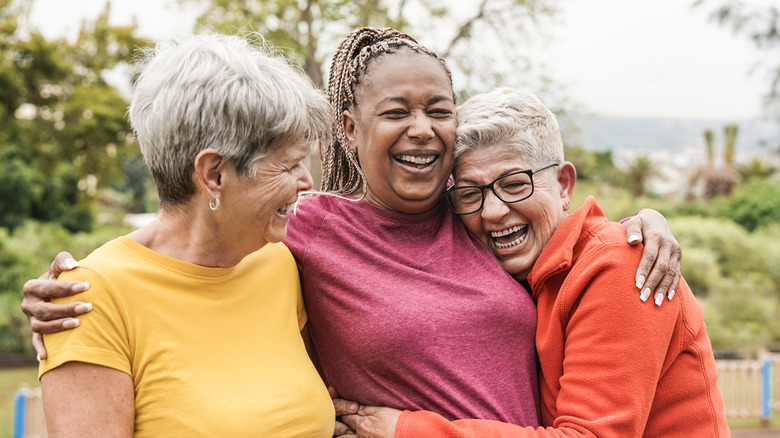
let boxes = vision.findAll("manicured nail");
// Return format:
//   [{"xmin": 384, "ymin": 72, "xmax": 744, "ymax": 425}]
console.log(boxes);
[
  {"xmin": 64, "ymin": 258, "xmax": 79, "ymax": 270},
  {"xmin": 654, "ymin": 292, "xmax": 664, "ymax": 307},
  {"xmin": 640, "ymin": 288, "xmax": 651, "ymax": 302},
  {"xmin": 62, "ymin": 318, "xmax": 80, "ymax": 329},
  {"xmin": 628, "ymin": 234, "xmax": 641, "ymax": 244},
  {"xmin": 74, "ymin": 302, "xmax": 93, "ymax": 314},
  {"xmin": 668, "ymin": 289, "xmax": 676, "ymax": 301},
  {"xmin": 73, "ymin": 282, "xmax": 90, "ymax": 292},
  {"xmin": 636, "ymin": 275, "xmax": 645, "ymax": 289}
]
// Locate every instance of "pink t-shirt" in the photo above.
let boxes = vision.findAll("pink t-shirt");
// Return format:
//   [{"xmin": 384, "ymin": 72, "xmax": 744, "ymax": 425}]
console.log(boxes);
[{"xmin": 285, "ymin": 195, "xmax": 540, "ymax": 426}]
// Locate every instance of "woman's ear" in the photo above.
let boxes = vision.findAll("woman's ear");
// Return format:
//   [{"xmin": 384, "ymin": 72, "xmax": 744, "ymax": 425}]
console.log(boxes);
[
  {"xmin": 342, "ymin": 110, "xmax": 358, "ymax": 155},
  {"xmin": 557, "ymin": 161, "xmax": 577, "ymax": 211},
  {"xmin": 193, "ymin": 148, "xmax": 225, "ymax": 197}
]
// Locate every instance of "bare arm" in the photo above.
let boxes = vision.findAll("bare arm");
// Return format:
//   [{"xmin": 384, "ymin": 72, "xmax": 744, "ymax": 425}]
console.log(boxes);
[
  {"xmin": 41, "ymin": 361, "xmax": 134, "ymax": 437},
  {"xmin": 624, "ymin": 209, "xmax": 682, "ymax": 305},
  {"xmin": 21, "ymin": 251, "xmax": 92, "ymax": 359}
]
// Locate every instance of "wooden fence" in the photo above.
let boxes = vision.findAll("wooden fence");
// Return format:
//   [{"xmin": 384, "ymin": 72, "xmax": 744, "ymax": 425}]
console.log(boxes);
[{"xmin": 716, "ymin": 354, "xmax": 780, "ymax": 420}]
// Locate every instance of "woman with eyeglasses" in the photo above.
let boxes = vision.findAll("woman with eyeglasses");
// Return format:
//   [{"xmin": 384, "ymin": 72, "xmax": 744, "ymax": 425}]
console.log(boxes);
[{"xmin": 336, "ymin": 88, "xmax": 728, "ymax": 438}]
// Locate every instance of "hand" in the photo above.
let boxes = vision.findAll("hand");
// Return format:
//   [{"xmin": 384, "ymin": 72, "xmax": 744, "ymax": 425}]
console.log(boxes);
[
  {"xmin": 21, "ymin": 251, "xmax": 92, "ymax": 359},
  {"xmin": 624, "ymin": 209, "xmax": 682, "ymax": 306},
  {"xmin": 330, "ymin": 386, "xmax": 358, "ymax": 436},
  {"xmin": 339, "ymin": 405, "xmax": 402, "ymax": 438}
]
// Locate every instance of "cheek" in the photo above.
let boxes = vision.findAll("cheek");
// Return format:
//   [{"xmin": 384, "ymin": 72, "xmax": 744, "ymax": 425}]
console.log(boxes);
[{"xmin": 461, "ymin": 215, "xmax": 487, "ymax": 241}]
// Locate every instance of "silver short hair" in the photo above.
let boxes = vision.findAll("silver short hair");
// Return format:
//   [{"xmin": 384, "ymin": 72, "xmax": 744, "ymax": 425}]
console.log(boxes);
[
  {"xmin": 454, "ymin": 87, "xmax": 564, "ymax": 171},
  {"xmin": 129, "ymin": 33, "xmax": 331, "ymax": 206}
]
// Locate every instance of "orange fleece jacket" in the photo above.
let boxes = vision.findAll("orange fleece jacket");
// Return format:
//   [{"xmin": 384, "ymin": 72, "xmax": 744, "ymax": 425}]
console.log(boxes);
[{"xmin": 395, "ymin": 197, "xmax": 729, "ymax": 438}]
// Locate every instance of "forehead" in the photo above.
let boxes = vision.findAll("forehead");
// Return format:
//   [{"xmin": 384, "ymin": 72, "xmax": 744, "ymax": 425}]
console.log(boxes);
[
  {"xmin": 356, "ymin": 50, "xmax": 452, "ymax": 101},
  {"xmin": 455, "ymin": 144, "xmax": 532, "ymax": 182}
]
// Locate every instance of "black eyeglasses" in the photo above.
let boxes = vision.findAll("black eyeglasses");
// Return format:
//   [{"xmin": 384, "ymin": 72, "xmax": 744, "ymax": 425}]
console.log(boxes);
[{"xmin": 445, "ymin": 163, "xmax": 559, "ymax": 215}]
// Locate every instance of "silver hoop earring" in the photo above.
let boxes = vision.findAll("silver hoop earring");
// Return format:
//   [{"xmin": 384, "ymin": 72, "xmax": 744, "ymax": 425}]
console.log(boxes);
[{"xmin": 209, "ymin": 197, "xmax": 220, "ymax": 211}]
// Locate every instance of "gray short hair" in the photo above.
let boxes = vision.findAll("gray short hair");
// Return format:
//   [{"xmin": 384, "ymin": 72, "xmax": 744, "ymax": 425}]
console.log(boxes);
[
  {"xmin": 454, "ymin": 87, "xmax": 564, "ymax": 170},
  {"xmin": 129, "ymin": 33, "xmax": 331, "ymax": 206}
]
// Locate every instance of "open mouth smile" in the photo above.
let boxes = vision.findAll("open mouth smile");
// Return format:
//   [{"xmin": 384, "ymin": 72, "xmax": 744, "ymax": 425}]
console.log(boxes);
[
  {"xmin": 490, "ymin": 224, "xmax": 528, "ymax": 249},
  {"xmin": 394, "ymin": 154, "xmax": 438, "ymax": 169}
]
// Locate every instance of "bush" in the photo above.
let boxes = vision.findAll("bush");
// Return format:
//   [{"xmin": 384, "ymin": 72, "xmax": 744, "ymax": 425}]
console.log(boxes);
[{"xmin": 721, "ymin": 179, "xmax": 780, "ymax": 232}]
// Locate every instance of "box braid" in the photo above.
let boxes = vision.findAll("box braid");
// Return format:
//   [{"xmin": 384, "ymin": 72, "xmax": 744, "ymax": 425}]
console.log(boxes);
[{"xmin": 322, "ymin": 27, "xmax": 454, "ymax": 194}]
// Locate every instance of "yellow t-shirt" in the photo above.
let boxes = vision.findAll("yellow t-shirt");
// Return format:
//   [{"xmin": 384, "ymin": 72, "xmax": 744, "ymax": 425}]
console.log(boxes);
[{"xmin": 40, "ymin": 237, "xmax": 334, "ymax": 437}]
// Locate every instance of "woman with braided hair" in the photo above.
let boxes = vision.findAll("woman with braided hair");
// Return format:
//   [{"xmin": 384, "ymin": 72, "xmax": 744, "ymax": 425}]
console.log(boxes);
[
  {"xmin": 22, "ymin": 27, "xmax": 682, "ymax": 433},
  {"xmin": 287, "ymin": 27, "xmax": 683, "ymax": 428}
]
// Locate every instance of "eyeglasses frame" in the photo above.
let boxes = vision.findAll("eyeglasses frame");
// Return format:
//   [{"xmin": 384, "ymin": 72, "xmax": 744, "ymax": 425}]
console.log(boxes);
[{"xmin": 445, "ymin": 163, "xmax": 560, "ymax": 215}]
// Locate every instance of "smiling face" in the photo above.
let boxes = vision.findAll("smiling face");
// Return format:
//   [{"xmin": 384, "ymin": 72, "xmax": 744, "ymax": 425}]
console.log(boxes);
[
  {"xmin": 225, "ymin": 137, "xmax": 313, "ymax": 246},
  {"xmin": 343, "ymin": 51, "xmax": 457, "ymax": 214},
  {"xmin": 455, "ymin": 143, "xmax": 573, "ymax": 280}
]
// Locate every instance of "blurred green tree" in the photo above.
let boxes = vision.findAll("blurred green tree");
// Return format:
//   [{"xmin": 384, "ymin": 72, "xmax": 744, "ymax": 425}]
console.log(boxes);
[{"xmin": 0, "ymin": 0, "xmax": 152, "ymax": 232}]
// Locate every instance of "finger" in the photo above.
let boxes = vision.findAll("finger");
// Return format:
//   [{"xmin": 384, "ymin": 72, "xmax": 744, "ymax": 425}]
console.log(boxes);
[
  {"xmin": 32, "ymin": 333, "xmax": 47, "ymax": 360},
  {"xmin": 29, "ymin": 316, "xmax": 83, "ymax": 335},
  {"xmin": 641, "ymin": 247, "xmax": 671, "ymax": 307},
  {"xmin": 23, "ymin": 278, "xmax": 90, "ymax": 302},
  {"xmin": 667, "ymin": 252, "xmax": 682, "ymax": 301},
  {"xmin": 22, "ymin": 295, "xmax": 92, "ymax": 323},
  {"xmin": 636, "ymin": 237, "xmax": 661, "ymax": 302},
  {"xmin": 46, "ymin": 251, "xmax": 79, "ymax": 280},
  {"xmin": 333, "ymin": 398, "xmax": 360, "ymax": 416},
  {"xmin": 624, "ymin": 216, "xmax": 643, "ymax": 246},
  {"xmin": 340, "ymin": 414, "xmax": 359, "ymax": 430},
  {"xmin": 334, "ymin": 420, "xmax": 355, "ymax": 436}
]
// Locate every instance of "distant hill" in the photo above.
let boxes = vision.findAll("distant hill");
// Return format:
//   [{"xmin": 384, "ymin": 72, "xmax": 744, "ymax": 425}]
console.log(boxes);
[
  {"xmin": 561, "ymin": 115, "xmax": 780, "ymax": 195},
  {"xmin": 564, "ymin": 115, "xmax": 780, "ymax": 164}
]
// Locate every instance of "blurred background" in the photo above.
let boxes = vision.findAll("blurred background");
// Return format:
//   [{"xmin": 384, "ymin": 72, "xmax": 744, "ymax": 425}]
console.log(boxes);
[{"xmin": 1, "ymin": 0, "xmax": 779, "ymax": 435}]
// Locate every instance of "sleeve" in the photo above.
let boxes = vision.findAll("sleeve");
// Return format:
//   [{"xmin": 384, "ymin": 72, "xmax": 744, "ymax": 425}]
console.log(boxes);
[
  {"xmin": 395, "ymin": 243, "xmax": 680, "ymax": 438},
  {"xmin": 283, "ymin": 196, "xmax": 325, "ymax": 269},
  {"xmin": 39, "ymin": 266, "xmax": 132, "ymax": 379}
]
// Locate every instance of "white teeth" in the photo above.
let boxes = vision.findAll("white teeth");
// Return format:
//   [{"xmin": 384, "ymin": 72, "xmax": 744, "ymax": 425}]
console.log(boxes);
[
  {"xmin": 491, "ymin": 225, "xmax": 528, "ymax": 249},
  {"xmin": 491, "ymin": 225, "xmax": 525, "ymax": 238},
  {"xmin": 397, "ymin": 155, "xmax": 435, "ymax": 165}
]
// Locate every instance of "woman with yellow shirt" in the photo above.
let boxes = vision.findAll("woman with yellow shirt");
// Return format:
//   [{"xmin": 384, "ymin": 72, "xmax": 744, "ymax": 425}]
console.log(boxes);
[{"xmin": 36, "ymin": 33, "xmax": 335, "ymax": 437}]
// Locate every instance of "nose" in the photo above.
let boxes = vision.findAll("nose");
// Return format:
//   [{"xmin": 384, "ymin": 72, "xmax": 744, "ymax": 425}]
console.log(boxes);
[
  {"xmin": 298, "ymin": 164, "xmax": 314, "ymax": 192},
  {"xmin": 480, "ymin": 189, "xmax": 509, "ymax": 222},
  {"xmin": 406, "ymin": 110, "xmax": 434, "ymax": 142}
]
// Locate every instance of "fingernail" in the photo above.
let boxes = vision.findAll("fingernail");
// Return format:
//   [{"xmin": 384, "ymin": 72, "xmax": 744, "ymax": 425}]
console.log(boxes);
[
  {"xmin": 668, "ymin": 289, "xmax": 676, "ymax": 301},
  {"xmin": 636, "ymin": 275, "xmax": 645, "ymax": 289},
  {"xmin": 64, "ymin": 258, "xmax": 79, "ymax": 270},
  {"xmin": 62, "ymin": 318, "xmax": 80, "ymax": 329},
  {"xmin": 640, "ymin": 288, "xmax": 651, "ymax": 302},
  {"xmin": 73, "ymin": 282, "xmax": 90, "ymax": 292},
  {"xmin": 654, "ymin": 292, "xmax": 664, "ymax": 307},
  {"xmin": 74, "ymin": 302, "xmax": 93, "ymax": 314},
  {"xmin": 628, "ymin": 234, "xmax": 641, "ymax": 244}
]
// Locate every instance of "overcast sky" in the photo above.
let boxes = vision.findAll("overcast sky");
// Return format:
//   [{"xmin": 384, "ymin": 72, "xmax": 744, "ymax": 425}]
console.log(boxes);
[{"xmin": 27, "ymin": 0, "xmax": 769, "ymax": 120}]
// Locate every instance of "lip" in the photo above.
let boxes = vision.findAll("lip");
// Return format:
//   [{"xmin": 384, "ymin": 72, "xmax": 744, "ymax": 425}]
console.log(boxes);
[
  {"xmin": 392, "ymin": 151, "xmax": 440, "ymax": 174},
  {"xmin": 487, "ymin": 223, "xmax": 529, "ymax": 253}
]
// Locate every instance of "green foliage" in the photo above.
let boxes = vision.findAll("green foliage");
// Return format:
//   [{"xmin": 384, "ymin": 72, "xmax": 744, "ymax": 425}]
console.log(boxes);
[
  {"xmin": 0, "ymin": 1, "xmax": 154, "ymax": 232},
  {"xmin": 719, "ymin": 178, "xmax": 780, "ymax": 232},
  {"xmin": 668, "ymin": 216, "xmax": 780, "ymax": 355},
  {"xmin": 0, "ymin": 220, "xmax": 132, "ymax": 355}
]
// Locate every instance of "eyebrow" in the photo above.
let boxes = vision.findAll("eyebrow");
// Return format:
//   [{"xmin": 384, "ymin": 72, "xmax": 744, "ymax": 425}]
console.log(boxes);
[{"xmin": 377, "ymin": 95, "xmax": 454, "ymax": 106}]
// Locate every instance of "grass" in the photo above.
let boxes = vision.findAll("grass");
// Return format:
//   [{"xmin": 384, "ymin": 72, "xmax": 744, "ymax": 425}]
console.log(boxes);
[
  {"xmin": 0, "ymin": 366, "xmax": 39, "ymax": 438},
  {"xmin": 728, "ymin": 410, "xmax": 780, "ymax": 429}
]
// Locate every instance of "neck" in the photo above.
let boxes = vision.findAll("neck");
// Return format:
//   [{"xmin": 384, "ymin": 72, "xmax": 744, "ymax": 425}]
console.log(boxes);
[{"xmin": 127, "ymin": 203, "xmax": 263, "ymax": 268}]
